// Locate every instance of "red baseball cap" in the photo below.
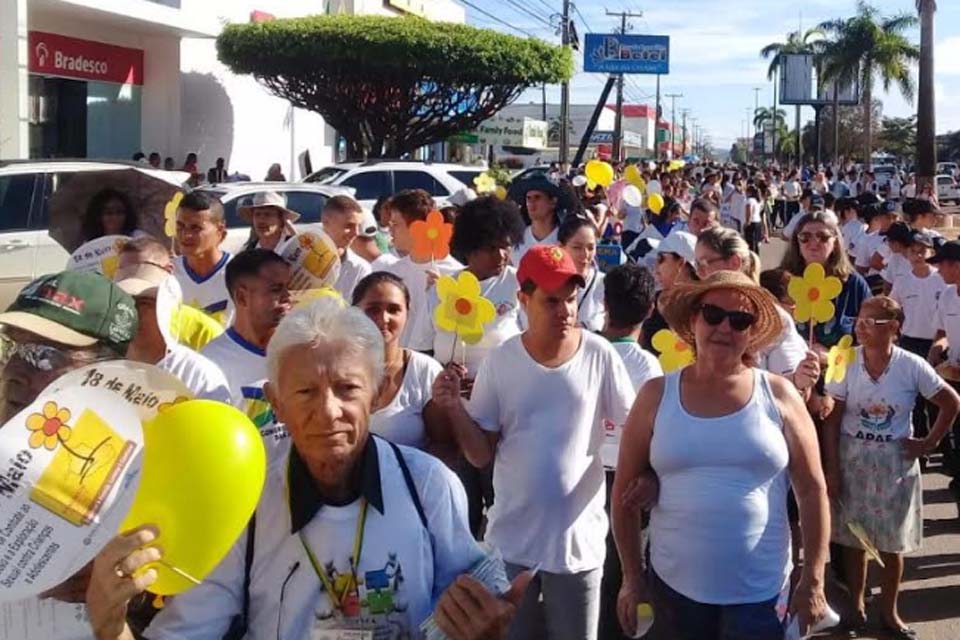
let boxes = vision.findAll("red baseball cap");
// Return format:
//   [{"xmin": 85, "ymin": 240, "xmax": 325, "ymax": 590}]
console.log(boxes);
[{"xmin": 517, "ymin": 245, "xmax": 586, "ymax": 292}]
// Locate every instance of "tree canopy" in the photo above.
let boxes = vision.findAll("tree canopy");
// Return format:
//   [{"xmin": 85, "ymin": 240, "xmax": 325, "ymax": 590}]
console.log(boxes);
[{"xmin": 217, "ymin": 15, "xmax": 572, "ymax": 158}]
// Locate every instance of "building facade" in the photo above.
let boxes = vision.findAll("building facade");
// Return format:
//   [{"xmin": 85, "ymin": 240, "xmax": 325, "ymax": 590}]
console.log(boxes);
[{"xmin": 0, "ymin": 0, "xmax": 464, "ymax": 180}]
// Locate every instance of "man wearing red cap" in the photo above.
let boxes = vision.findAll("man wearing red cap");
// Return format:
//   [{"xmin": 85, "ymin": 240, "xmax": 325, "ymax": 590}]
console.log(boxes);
[{"xmin": 433, "ymin": 245, "xmax": 635, "ymax": 640}]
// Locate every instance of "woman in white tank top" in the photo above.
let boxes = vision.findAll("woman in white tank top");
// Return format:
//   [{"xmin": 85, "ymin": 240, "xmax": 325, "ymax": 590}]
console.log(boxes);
[{"xmin": 611, "ymin": 271, "xmax": 831, "ymax": 640}]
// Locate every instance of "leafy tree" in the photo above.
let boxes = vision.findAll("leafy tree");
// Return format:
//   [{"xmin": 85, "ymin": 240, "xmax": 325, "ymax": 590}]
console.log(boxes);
[
  {"xmin": 217, "ymin": 15, "xmax": 571, "ymax": 158},
  {"xmin": 878, "ymin": 116, "xmax": 917, "ymax": 162},
  {"xmin": 753, "ymin": 107, "xmax": 788, "ymax": 131},
  {"xmin": 801, "ymin": 100, "xmax": 883, "ymax": 164},
  {"xmin": 818, "ymin": 1, "xmax": 919, "ymax": 169},
  {"xmin": 938, "ymin": 131, "xmax": 960, "ymax": 163}
]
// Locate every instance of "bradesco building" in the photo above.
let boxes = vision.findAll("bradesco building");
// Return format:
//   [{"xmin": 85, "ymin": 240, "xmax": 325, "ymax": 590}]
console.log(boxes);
[{"xmin": 1, "ymin": 0, "xmax": 218, "ymax": 161}]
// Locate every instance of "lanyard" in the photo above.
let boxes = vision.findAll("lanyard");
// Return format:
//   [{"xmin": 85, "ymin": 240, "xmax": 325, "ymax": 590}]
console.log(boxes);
[
  {"xmin": 578, "ymin": 269, "xmax": 598, "ymax": 313},
  {"xmin": 299, "ymin": 498, "xmax": 368, "ymax": 611}
]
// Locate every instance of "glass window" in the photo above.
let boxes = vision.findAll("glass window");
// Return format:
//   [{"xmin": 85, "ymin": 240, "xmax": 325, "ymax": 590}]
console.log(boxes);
[
  {"xmin": 449, "ymin": 170, "xmax": 484, "ymax": 187},
  {"xmin": 393, "ymin": 171, "xmax": 449, "ymax": 197},
  {"xmin": 304, "ymin": 167, "xmax": 348, "ymax": 184},
  {"xmin": 283, "ymin": 192, "xmax": 328, "ymax": 223},
  {"xmin": 340, "ymin": 171, "xmax": 392, "ymax": 201},
  {"xmin": 0, "ymin": 175, "xmax": 37, "ymax": 231}
]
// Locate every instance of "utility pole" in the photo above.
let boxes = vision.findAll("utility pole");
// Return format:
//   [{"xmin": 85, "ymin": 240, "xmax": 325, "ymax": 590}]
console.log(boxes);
[
  {"xmin": 655, "ymin": 75, "xmax": 662, "ymax": 161},
  {"xmin": 916, "ymin": 0, "xmax": 937, "ymax": 193},
  {"xmin": 606, "ymin": 9, "xmax": 643, "ymax": 164},
  {"xmin": 664, "ymin": 92, "xmax": 683, "ymax": 160},
  {"xmin": 559, "ymin": 0, "xmax": 571, "ymax": 170},
  {"xmin": 680, "ymin": 108, "xmax": 691, "ymax": 157}
]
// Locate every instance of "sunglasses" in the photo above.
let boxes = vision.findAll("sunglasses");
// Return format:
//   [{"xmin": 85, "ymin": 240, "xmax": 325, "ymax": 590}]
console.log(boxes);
[
  {"xmin": 797, "ymin": 231, "xmax": 836, "ymax": 244},
  {"xmin": 697, "ymin": 303, "xmax": 756, "ymax": 332}
]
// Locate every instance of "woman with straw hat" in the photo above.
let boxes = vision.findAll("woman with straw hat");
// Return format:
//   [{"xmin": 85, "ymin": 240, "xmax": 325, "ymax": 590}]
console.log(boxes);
[
  {"xmin": 238, "ymin": 191, "xmax": 300, "ymax": 253},
  {"xmin": 612, "ymin": 271, "xmax": 830, "ymax": 640}
]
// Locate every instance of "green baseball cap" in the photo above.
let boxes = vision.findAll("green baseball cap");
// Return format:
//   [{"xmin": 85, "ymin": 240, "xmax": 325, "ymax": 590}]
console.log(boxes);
[{"xmin": 0, "ymin": 271, "xmax": 138, "ymax": 355}]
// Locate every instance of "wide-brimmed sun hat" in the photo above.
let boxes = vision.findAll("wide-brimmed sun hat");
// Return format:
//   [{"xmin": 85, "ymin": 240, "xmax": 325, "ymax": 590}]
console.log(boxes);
[
  {"xmin": 659, "ymin": 270, "xmax": 783, "ymax": 353},
  {"xmin": 238, "ymin": 191, "xmax": 301, "ymax": 224}
]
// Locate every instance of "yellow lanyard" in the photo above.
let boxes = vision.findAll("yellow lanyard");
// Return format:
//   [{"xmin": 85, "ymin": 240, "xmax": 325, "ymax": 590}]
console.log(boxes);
[{"xmin": 299, "ymin": 499, "xmax": 368, "ymax": 611}]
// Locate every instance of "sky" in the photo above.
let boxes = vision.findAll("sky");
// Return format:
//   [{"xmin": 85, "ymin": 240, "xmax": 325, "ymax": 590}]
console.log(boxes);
[{"xmin": 462, "ymin": 0, "xmax": 960, "ymax": 151}]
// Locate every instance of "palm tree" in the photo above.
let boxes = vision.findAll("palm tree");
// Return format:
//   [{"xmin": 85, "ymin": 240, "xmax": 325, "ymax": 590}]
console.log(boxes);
[
  {"xmin": 818, "ymin": 1, "xmax": 919, "ymax": 170},
  {"xmin": 916, "ymin": 0, "xmax": 937, "ymax": 189},
  {"xmin": 760, "ymin": 28, "xmax": 823, "ymax": 167},
  {"xmin": 753, "ymin": 107, "xmax": 787, "ymax": 131}
]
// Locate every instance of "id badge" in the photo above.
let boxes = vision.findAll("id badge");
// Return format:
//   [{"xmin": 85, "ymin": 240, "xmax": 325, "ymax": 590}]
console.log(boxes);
[{"xmin": 311, "ymin": 630, "xmax": 373, "ymax": 640}]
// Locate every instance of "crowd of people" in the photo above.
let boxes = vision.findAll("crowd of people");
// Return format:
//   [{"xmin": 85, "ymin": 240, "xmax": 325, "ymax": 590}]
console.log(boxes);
[{"xmin": 3, "ymin": 156, "xmax": 960, "ymax": 640}]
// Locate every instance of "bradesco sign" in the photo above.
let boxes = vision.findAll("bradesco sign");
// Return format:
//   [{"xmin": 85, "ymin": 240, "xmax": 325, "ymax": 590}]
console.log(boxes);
[{"xmin": 28, "ymin": 31, "xmax": 144, "ymax": 86}]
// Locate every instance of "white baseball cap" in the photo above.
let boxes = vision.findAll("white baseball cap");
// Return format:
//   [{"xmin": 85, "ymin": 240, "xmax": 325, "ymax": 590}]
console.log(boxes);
[{"xmin": 656, "ymin": 230, "xmax": 697, "ymax": 266}]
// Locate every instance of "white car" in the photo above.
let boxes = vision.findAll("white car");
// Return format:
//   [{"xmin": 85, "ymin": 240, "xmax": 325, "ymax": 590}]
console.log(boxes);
[
  {"xmin": 302, "ymin": 160, "xmax": 486, "ymax": 210},
  {"xmin": 937, "ymin": 162, "xmax": 958, "ymax": 177},
  {"xmin": 0, "ymin": 160, "xmax": 189, "ymax": 310},
  {"xmin": 937, "ymin": 174, "xmax": 960, "ymax": 205}
]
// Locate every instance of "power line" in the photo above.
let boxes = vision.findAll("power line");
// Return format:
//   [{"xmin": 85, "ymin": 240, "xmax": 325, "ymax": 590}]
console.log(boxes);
[
  {"xmin": 532, "ymin": 0, "xmax": 556, "ymax": 15},
  {"xmin": 495, "ymin": 0, "xmax": 553, "ymax": 28},
  {"xmin": 573, "ymin": 4, "xmax": 593, "ymax": 33},
  {"xmin": 460, "ymin": 0, "xmax": 537, "ymax": 37}
]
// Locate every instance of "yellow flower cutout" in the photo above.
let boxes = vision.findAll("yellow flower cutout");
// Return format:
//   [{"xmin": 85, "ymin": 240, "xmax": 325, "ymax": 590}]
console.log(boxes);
[
  {"xmin": 473, "ymin": 173, "xmax": 496, "ymax": 195},
  {"xmin": 825, "ymin": 335, "xmax": 856, "ymax": 384},
  {"xmin": 787, "ymin": 263, "xmax": 843, "ymax": 324},
  {"xmin": 434, "ymin": 271, "xmax": 497, "ymax": 345},
  {"xmin": 26, "ymin": 401, "xmax": 72, "ymax": 450},
  {"xmin": 164, "ymin": 191, "xmax": 184, "ymax": 238},
  {"xmin": 651, "ymin": 329, "xmax": 695, "ymax": 373}
]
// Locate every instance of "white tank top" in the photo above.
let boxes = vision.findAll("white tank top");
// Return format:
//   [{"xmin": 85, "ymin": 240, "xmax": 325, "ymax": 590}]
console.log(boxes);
[{"xmin": 649, "ymin": 369, "xmax": 791, "ymax": 605}]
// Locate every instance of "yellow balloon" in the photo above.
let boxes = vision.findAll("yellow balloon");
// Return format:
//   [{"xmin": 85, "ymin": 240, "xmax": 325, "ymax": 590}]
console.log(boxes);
[
  {"xmin": 585, "ymin": 160, "xmax": 615, "ymax": 188},
  {"xmin": 624, "ymin": 164, "xmax": 644, "ymax": 189},
  {"xmin": 121, "ymin": 400, "xmax": 266, "ymax": 595},
  {"xmin": 648, "ymin": 193, "xmax": 665, "ymax": 214}
]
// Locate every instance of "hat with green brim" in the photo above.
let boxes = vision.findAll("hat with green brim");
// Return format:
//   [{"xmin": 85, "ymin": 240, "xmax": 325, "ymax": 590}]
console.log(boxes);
[{"xmin": 0, "ymin": 271, "xmax": 138, "ymax": 355}]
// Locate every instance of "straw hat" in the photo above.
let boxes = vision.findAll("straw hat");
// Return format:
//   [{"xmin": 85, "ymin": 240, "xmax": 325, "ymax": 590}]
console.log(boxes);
[
  {"xmin": 659, "ymin": 270, "xmax": 783, "ymax": 353},
  {"xmin": 238, "ymin": 191, "xmax": 301, "ymax": 224}
]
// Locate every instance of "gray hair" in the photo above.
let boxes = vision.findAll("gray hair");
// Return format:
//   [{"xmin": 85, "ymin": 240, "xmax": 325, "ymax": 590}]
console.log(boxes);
[{"xmin": 266, "ymin": 297, "xmax": 384, "ymax": 388}]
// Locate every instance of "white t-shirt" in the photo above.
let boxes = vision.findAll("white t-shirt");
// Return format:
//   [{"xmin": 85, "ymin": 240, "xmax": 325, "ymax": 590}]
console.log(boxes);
[
  {"xmin": 889, "ymin": 177, "xmax": 903, "ymax": 198},
  {"xmin": 746, "ymin": 197, "xmax": 762, "ymax": 224},
  {"xmin": 783, "ymin": 181, "xmax": 801, "ymax": 199},
  {"xmin": 370, "ymin": 251, "xmax": 401, "ymax": 271},
  {"xmin": 729, "ymin": 191, "xmax": 747, "ymax": 225},
  {"xmin": 855, "ymin": 230, "xmax": 884, "ymax": 274},
  {"xmin": 936, "ymin": 285, "xmax": 960, "ymax": 365},
  {"xmin": 757, "ymin": 306, "xmax": 807, "ymax": 377},
  {"xmin": 201, "ymin": 327, "xmax": 288, "ymax": 462},
  {"xmin": 158, "ymin": 343, "xmax": 231, "ymax": 402},
  {"xmin": 880, "ymin": 247, "xmax": 911, "ymax": 285},
  {"xmin": 578, "ymin": 268, "xmax": 606, "ymax": 332},
  {"xmin": 904, "ymin": 183, "xmax": 917, "ymax": 199},
  {"xmin": 145, "ymin": 438, "xmax": 480, "ymax": 640},
  {"xmin": 514, "ymin": 225, "xmax": 559, "ymax": 266},
  {"xmin": 370, "ymin": 350, "xmax": 443, "ymax": 449},
  {"xmin": 334, "ymin": 247, "xmax": 372, "ymax": 303},
  {"xmin": 467, "ymin": 332, "xmax": 635, "ymax": 573},
  {"xmin": 890, "ymin": 269, "xmax": 946, "ymax": 340},
  {"xmin": 602, "ymin": 339, "xmax": 661, "ymax": 469},
  {"xmin": 383, "ymin": 255, "xmax": 463, "ymax": 351},
  {"xmin": 783, "ymin": 208, "xmax": 839, "ymax": 239},
  {"xmin": 841, "ymin": 219, "xmax": 867, "ymax": 256},
  {"xmin": 827, "ymin": 347, "xmax": 944, "ymax": 442},
  {"xmin": 428, "ymin": 267, "xmax": 522, "ymax": 376},
  {"xmin": 172, "ymin": 252, "xmax": 233, "ymax": 325}
]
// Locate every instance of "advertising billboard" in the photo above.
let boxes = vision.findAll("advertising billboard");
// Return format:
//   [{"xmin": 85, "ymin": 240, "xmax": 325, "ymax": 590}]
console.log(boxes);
[
  {"xmin": 779, "ymin": 53, "xmax": 859, "ymax": 106},
  {"xmin": 584, "ymin": 34, "xmax": 670, "ymax": 75}
]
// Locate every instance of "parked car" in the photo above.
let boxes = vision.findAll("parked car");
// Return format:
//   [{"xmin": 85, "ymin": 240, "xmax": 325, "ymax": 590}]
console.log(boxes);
[
  {"xmin": 937, "ymin": 162, "xmax": 958, "ymax": 177},
  {"xmin": 194, "ymin": 182, "xmax": 357, "ymax": 254},
  {"xmin": 0, "ymin": 160, "xmax": 188, "ymax": 310},
  {"xmin": 936, "ymin": 174, "xmax": 960, "ymax": 205},
  {"xmin": 302, "ymin": 160, "xmax": 485, "ymax": 210}
]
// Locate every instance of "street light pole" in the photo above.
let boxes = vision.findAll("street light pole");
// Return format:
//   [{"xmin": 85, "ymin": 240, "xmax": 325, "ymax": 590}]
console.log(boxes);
[
  {"xmin": 607, "ymin": 9, "xmax": 644, "ymax": 164},
  {"xmin": 680, "ymin": 108, "xmax": 691, "ymax": 157},
  {"xmin": 916, "ymin": 0, "xmax": 937, "ymax": 192},
  {"xmin": 559, "ymin": 0, "xmax": 571, "ymax": 170}
]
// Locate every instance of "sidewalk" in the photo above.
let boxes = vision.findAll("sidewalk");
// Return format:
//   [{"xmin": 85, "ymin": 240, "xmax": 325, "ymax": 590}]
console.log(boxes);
[{"xmin": 821, "ymin": 462, "xmax": 960, "ymax": 639}]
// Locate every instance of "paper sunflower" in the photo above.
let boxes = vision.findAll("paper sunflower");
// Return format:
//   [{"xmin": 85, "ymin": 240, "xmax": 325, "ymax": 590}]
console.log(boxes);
[
  {"xmin": 473, "ymin": 173, "xmax": 496, "ymax": 194},
  {"xmin": 26, "ymin": 401, "xmax": 72, "ymax": 450},
  {"xmin": 164, "ymin": 192, "xmax": 184, "ymax": 238},
  {"xmin": 787, "ymin": 263, "xmax": 843, "ymax": 324},
  {"xmin": 434, "ymin": 272, "xmax": 496, "ymax": 345},
  {"xmin": 825, "ymin": 335, "xmax": 856, "ymax": 384},
  {"xmin": 652, "ymin": 329, "xmax": 695, "ymax": 373},
  {"xmin": 410, "ymin": 210, "xmax": 453, "ymax": 262}
]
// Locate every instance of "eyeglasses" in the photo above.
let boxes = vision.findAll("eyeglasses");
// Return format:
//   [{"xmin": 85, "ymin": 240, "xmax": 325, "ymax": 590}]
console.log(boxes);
[
  {"xmin": 856, "ymin": 317, "xmax": 896, "ymax": 328},
  {"xmin": 696, "ymin": 303, "xmax": 756, "ymax": 332},
  {"xmin": 0, "ymin": 335, "xmax": 88, "ymax": 373},
  {"xmin": 797, "ymin": 231, "xmax": 836, "ymax": 244}
]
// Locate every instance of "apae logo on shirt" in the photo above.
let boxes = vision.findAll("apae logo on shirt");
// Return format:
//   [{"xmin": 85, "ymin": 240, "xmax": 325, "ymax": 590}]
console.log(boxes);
[{"xmin": 856, "ymin": 402, "xmax": 896, "ymax": 442}]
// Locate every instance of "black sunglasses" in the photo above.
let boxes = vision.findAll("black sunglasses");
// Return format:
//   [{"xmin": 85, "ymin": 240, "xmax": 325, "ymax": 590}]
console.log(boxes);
[{"xmin": 696, "ymin": 303, "xmax": 756, "ymax": 332}]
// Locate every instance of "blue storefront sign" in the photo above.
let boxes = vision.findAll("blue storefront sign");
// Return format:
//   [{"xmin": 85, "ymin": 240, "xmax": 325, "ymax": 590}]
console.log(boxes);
[{"xmin": 583, "ymin": 34, "xmax": 670, "ymax": 75}]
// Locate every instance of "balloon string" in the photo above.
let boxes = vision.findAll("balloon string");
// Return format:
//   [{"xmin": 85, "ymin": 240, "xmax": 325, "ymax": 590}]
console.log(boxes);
[{"xmin": 155, "ymin": 559, "xmax": 202, "ymax": 585}]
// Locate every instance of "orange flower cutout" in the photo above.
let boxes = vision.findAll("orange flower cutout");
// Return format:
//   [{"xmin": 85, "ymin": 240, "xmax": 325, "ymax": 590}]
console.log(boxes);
[
  {"xmin": 410, "ymin": 210, "xmax": 453, "ymax": 262},
  {"xmin": 26, "ymin": 401, "xmax": 72, "ymax": 450}
]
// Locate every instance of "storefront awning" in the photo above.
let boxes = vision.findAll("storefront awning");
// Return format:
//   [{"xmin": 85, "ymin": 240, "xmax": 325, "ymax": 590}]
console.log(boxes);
[{"xmin": 30, "ymin": 0, "xmax": 220, "ymax": 38}]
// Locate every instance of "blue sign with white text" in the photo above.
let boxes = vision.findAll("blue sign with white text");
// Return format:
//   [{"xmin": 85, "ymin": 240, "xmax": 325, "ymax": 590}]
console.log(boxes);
[{"xmin": 583, "ymin": 34, "xmax": 670, "ymax": 75}]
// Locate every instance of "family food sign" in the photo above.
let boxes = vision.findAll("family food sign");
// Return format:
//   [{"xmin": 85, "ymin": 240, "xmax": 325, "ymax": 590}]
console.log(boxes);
[{"xmin": 584, "ymin": 34, "xmax": 670, "ymax": 75}]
